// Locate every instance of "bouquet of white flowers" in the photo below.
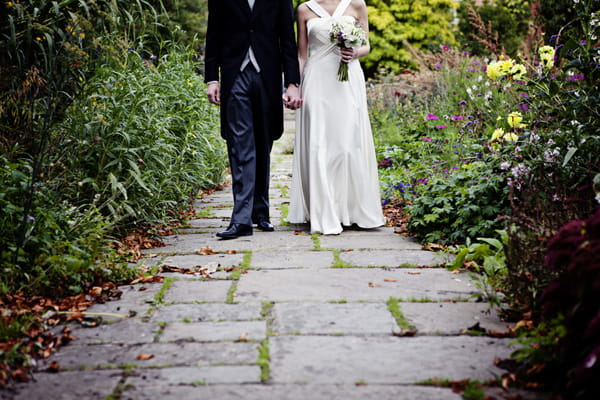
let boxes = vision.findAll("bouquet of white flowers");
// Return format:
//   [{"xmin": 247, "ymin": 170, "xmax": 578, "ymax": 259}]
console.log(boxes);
[{"xmin": 329, "ymin": 20, "xmax": 367, "ymax": 81}]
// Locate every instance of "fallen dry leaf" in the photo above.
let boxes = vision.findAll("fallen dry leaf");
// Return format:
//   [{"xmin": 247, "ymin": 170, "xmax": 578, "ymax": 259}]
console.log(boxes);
[
  {"xmin": 136, "ymin": 354, "xmax": 154, "ymax": 361},
  {"xmin": 407, "ymin": 271, "xmax": 421, "ymax": 275},
  {"xmin": 422, "ymin": 242, "xmax": 445, "ymax": 252},
  {"xmin": 383, "ymin": 278, "xmax": 396, "ymax": 282},
  {"xmin": 237, "ymin": 332, "xmax": 249, "ymax": 342},
  {"xmin": 47, "ymin": 361, "xmax": 60, "ymax": 373},
  {"xmin": 198, "ymin": 246, "xmax": 216, "ymax": 255},
  {"xmin": 293, "ymin": 230, "xmax": 304, "ymax": 235},
  {"xmin": 227, "ymin": 250, "xmax": 237, "ymax": 254},
  {"xmin": 392, "ymin": 328, "xmax": 417, "ymax": 337},
  {"xmin": 368, "ymin": 282, "xmax": 381, "ymax": 287}
]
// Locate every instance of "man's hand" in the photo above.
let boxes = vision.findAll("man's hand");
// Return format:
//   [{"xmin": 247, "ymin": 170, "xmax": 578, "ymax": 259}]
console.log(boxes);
[
  {"xmin": 207, "ymin": 82, "xmax": 221, "ymax": 105},
  {"xmin": 283, "ymin": 84, "xmax": 302, "ymax": 110}
]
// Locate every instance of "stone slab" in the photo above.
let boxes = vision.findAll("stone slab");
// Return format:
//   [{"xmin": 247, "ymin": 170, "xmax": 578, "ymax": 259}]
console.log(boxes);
[
  {"xmin": 118, "ymin": 384, "xmax": 462, "ymax": 400},
  {"xmin": 3, "ymin": 370, "xmax": 121, "ymax": 400},
  {"xmin": 400, "ymin": 302, "xmax": 509, "ymax": 335},
  {"xmin": 150, "ymin": 231, "xmax": 314, "ymax": 254},
  {"xmin": 125, "ymin": 365, "xmax": 260, "ymax": 386},
  {"xmin": 251, "ymin": 250, "xmax": 334, "ymax": 269},
  {"xmin": 161, "ymin": 253, "xmax": 243, "ymax": 270},
  {"xmin": 319, "ymin": 229, "xmax": 423, "ymax": 250},
  {"xmin": 80, "ymin": 283, "xmax": 162, "ymax": 321},
  {"xmin": 163, "ymin": 279, "xmax": 232, "ymax": 303},
  {"xmin": 339, "ymin": 250, "xmax": 451, "ymax": 267},
  {"xmin": 184, "ymin": 218, "xmax": 229, "ymax": 229},
  {"xmin": 160, "ymin": 320, "xmax": 266, "ymax": 342},
  {"xmin": 68, "ymin": 318, "xmax": 156, "ymax": 345},
  {"xmin": 38, "ymin": 342, "xmax": 258, "ymax": 371},
  {"xmin": 151, "ymin": 303, "xmax": 263, "ymax": 323},
  {"xmin": 272, "ymin": 302, "xmax": 395, "ymax": 335},
  {"xmin": 270, "ymin": 335, "xmax": 513, "ymax": 384},
  {"xmin": 236, "ymin": 269, "xmax": 477, "ymax": 302}
]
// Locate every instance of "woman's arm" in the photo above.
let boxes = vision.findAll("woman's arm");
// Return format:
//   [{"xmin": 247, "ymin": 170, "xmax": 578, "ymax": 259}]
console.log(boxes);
[
  {"xmin": 340, "ymin": 0, "xmax": 370, "ymax": 63},
  {"xmin": 296, "ymin": 3, "xmax": 310, "ymax": 75}
]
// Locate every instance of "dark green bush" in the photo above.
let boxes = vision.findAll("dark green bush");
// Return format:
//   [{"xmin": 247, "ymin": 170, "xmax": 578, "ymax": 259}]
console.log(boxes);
[
  {"xmin": 52, "ymin": 48, "xmax": 226, "ymax": 229},
  {"xmin": 406, "ymin": 161, "xmax": 508, "ymax": 244}
]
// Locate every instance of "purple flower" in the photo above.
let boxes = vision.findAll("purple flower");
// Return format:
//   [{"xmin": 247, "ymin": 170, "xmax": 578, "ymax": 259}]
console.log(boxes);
[
  {"xmin": 442, "ymin": 45, "xmax": 450, "ymax": 51},
  {"xmin": 565, "ymin": 73, "xmax": 585, "ymax": 82},
  {"xmin": 421, "ymin": 137, "xmax": 432, "ymax": 142},
  {"xmin": 518, "ymin": 102, "xmax": 529, "ymax": 111},
  {"xmin": 435, "ymin": 125, "xmax": 448, "ymax": 129},
  {"xmin": 450, "ymin": 115, "xmax": 463, "ymax": 120},
  {"xmin": 443, "ymin": 170, "xmax": 450, "ymax": 174},
  {"xmin": 472, "ymin": 61, "xmax": 481, "ymax": 66},
  {"xmin": 462, "ymin": 51, "xmax": 471, "ymax": 56},
  {"xmin": 459, "ymin": 100, "xmax": 467, "ymax": 106},
  {"xmin": 27, "ymin": 215, "xmax": 35, "ymax": 221},
  {"xmin": 434, "ymin": 63, "xmax": 442, "ymax": 69},
  {"xmin": 426, "ymin": 113, "xmax": 439, "ymax": 120}
]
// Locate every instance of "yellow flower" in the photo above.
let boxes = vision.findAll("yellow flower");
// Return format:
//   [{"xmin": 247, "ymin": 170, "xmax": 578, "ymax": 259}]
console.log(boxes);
[
  {"xmin": 35, "ymin": 36, "xmax": 43, "ymax": 41},
  {"xmin": 491, "ymin": 128, "xmax": 505, "ymax": 141},
  {"xmin": 507, "ymin": 112, "xmax": 523, "ymax": 128},
  {"xmin": 6, "ymin": 1, "xmax": 14, "ymax": 7},
  {"xmin": 498, "ymin": 59, "xmax": 514, "ymax": 74},
  {"xmin": 503, "ymin": 132, "xmax": 519, "ymax": 141},
  {"xmin": 510, "ymin": 63, "xmax": 527, "ymax": 80},
  {"xmin": 538, "ymin": 45, "xmax": 555, "ymax": 57},
  {"xmin": 79, "ymin": 32, "xmax": 85, "ymax": 39},
  {"xmin": 486, "ymin": 61, "xmax": 503, "ymax": 80},
  {"xmin": 540, "ymin": 54, "xmax": 554, "ymax": 69}
]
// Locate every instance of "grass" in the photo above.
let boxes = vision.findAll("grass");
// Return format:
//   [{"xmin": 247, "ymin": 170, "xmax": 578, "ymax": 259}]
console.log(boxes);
[
  {"xmin": 311, "ymin": 233, "xmax": 322, "ymax": 250},
  {"xmin": 280, "ymin": 203, "xmax": 290, "ymax": 226},
  {"xmin": 196, "ymin": 206, "xmax": 214, "ymax": 218},
  {"xmin": 387, "ymin": 297, "xmax": 415, "ymax": 331},
  {"xmin": 147, "ymin": 277, "xmax": 176, "ymax": 309},
  {"xmin": 330, "ymin": 249, "xmax": 355, "ymax": 268},
  {"xmin": 257, "ymin": 339, "xmax": 271, "ymax": 382},
  {"xmin": 227, "ymin": 251, "xmax": 252, "ymax": 303}
]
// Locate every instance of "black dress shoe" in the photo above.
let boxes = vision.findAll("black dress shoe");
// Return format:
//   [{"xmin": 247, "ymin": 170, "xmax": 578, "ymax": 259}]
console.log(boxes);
[
  {"xmin": 255, "ymin": 219, "xmax": 274, "ymax": 232},
  {"xmin": 216, "ymin": 223, "xmax": 253, "ymax": 239}
]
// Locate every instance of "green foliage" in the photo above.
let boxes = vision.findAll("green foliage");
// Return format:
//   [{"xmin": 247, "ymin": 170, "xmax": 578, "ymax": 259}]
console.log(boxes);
[
  {"xmin": 405, "ymin": 161, "xmax": 508, "ymax": 244},
  {"xmin": 0, "ymin": 155, "xmax": 134, "ymax": 296},
  {"xmin": 449, "ymin": 231, "xmax": 508, "ymax": 307},
  {"xmin": 455, "ymin": 0, "xmax": 533, "ymax": 56},
  {"xmin": 53, "ymin": 48, "xmax": 226, "ymax": 228},
  {"xmin": 365, "ymin": 0, "xmax": 458, "ymax": 76}
]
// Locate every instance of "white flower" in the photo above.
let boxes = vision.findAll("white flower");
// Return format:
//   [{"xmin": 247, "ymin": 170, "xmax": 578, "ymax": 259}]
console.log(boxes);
[{"xmin": 500, "ymin": 161, "xmax": 511, "ymax": 170}]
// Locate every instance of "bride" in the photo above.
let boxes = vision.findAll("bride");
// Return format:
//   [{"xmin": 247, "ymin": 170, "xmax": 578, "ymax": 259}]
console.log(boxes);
[{"xmin": 288, "ymin": 0, "xmax": 385, "ymax": 235}]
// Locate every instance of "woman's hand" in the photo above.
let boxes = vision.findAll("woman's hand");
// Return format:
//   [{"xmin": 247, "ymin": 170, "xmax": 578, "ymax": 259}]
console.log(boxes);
[{"xmin": 340, "ymin": 47, "xmax": 357, "ymax": 64}]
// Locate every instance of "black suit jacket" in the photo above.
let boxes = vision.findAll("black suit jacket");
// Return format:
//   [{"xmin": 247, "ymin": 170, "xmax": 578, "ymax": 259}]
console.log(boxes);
[{"xmin": 204, "ymin": 0, "xmax": 301, "ymax": 141}]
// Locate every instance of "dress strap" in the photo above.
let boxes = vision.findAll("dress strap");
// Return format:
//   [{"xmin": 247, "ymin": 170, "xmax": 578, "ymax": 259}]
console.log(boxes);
[
  {"xmin": 306, "ymin": 1, "xmax": 329, "ymax": 18},
  {"xmin": 332, "ymin": 0, "xmax": 352, "ymax": 17}
]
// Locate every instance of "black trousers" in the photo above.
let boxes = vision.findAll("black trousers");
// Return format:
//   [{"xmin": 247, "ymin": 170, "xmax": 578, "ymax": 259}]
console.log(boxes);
[{"xmin": 224, "ymin": 65, "xmax": 272, "ymax": 226}]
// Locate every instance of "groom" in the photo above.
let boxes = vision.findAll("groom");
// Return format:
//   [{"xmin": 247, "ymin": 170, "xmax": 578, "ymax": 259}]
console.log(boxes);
[{"xmin": 205, "ymin": 0, "xmax": 302, "ymax": 239}]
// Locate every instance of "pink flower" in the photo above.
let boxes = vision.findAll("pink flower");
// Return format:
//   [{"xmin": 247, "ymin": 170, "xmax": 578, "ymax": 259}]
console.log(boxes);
[
  {"xmin": 435, "ymin": 125, "xmax": 448, "ymax": 129},
  {"xmin": 426, "ymin": 113, "xmax": 438, "ymax": 120}
]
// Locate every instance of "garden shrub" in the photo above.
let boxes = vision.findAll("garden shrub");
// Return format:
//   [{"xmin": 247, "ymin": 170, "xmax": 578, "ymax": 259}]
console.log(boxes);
[
  {"xmin": 405, "ymin": 161, "xmax": 508, "ymax": 244},
  {"xmin": 52, "ymin": 48, "xmax": 226, "ymax": 230},
  {"xmin": 0, "ymin": 156, "xmax": 133, "ymax": 296},
  {"xmin": 514, "ymin": 208, "xmax": 600, "ymax": 399}
]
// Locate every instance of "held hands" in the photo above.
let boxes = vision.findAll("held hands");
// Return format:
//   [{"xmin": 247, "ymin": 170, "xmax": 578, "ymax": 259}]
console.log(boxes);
[
  {"xmin": 283, "ymin": 84, "xmax": 302, "ymax": 110},
  {"xmin": 340, "ymin": 47, "xmax": 357, "ymax": 64},
  {"xmin": 207, "ymin": 82, "xmax": 220, "ymax": 105}
]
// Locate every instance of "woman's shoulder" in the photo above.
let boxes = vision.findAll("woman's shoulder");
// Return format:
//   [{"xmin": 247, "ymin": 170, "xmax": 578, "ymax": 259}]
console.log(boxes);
[{"xmin": 350, "ymin": 0, "xmax": 367, "ymax": 9}]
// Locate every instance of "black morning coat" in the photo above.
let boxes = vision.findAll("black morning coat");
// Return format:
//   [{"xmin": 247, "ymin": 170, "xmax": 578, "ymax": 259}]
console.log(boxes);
[{"xmin": 204, "ymin": 0, "xmax": 301, "ymax": 141}]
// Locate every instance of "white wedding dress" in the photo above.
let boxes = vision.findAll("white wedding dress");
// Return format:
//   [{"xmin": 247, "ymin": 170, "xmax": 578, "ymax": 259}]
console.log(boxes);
[{"xmin": 288, "ymin": 0, "xmax": 385, "ymax": 234}]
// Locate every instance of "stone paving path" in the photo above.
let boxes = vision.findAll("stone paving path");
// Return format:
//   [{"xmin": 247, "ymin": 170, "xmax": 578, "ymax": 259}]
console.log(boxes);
[{"xmin": 2, "ymin": 115, "xmax": 548, "ymax": 400}]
